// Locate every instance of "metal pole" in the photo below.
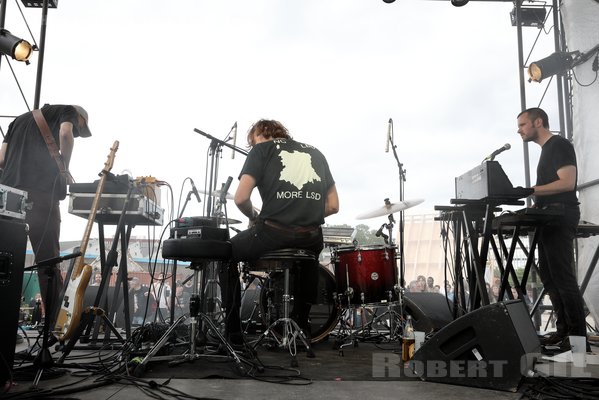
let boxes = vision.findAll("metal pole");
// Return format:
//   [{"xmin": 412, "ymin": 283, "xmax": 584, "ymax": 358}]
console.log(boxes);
[
  {"xmin": 0, "ymin": 0, "xmax": 7, "ymax": 70},
  {"xmin": 514, "ymin": 0, "xmax": 532, "ymax": 205},
  {"xmin": 0, "ymin": 0, "xmax": 7, "ymax": 29},
  {"xmin": 32, "ymin": 0, "xmax": 49, "ymax": 109},
  {"xmin": 551, "ymin": 0, "xmax": 568, "ymax": 139}
]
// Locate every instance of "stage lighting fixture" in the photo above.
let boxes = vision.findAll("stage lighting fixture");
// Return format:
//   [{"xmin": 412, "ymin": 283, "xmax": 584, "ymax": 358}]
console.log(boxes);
[
  {"xmin": 0, "ymin": 29, "xmax": 34, "ymax": 63},
  {"xmin": 21, "ymin": 0, "xmax": 58, "ymax": 8},
  {"xmin": 529, "ymin": 43, "xmax": 599, "ymax": 82},
  {"xmin": 528, "ymin": 52, "xmax": 577, "ymax": 82},
  {"xmin": 510, "ymin": 6, "xmax": 547, "ymax": 28},
  {"xmin": 451, "ymin": 0, "xmax": 469, "ymax": 6}
]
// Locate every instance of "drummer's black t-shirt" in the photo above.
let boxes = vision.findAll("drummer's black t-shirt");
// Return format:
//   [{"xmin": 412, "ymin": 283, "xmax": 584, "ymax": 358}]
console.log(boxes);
[{"xmin": 239, "ymin": 138, "xmax": 335, "ymax": 227}]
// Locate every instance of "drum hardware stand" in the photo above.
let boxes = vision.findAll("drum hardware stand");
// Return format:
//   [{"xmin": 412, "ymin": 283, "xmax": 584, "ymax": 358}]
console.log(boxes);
[
  {"xmin": 331, "ymin": 290, "xmax": 360, "ymax": 354},
  {"xmin": 199, "ymin": 261, "xmax": 227, "ymax": 341},
  {"xmin": 240, "ymin": 268, "xmax": 268, "ymax": 335},
  {"xmin": 168, "ymin": 178, "xmax": 203, "ymax": 324},
  {"xmin": 378, "ymin": 211, "xmax": 408, "ymax": 341},
  {"xmin": 365, "ymin": 293, "xmax": 403, "ymax": 341},
  {"xmin": 133, "ymin": 260, "xmax": 250, "ymax": 377},
  {"xmin": 330, "ymin": 262, "xmax": 362, "ymax": 353},
  {"xmin": 200, "ymin": 177, "xmax": 233, "ymax": 339},
  {"xmin": 252, "ymin": 258, "xmax": 315, "ymax": 368}
]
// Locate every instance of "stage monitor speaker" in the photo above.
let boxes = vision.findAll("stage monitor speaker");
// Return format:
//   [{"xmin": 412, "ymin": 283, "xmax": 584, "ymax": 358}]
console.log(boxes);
[
  {"xmin": 404, "ymin": 292, "xmax": 454, "ymax": 333},
  {"xmin": 411, "ymin": 300, "xmax": 541, "ymax": 392},
  {"xmin": 0, "ymin": 219, "xmax": 27, "ymax": 385}
]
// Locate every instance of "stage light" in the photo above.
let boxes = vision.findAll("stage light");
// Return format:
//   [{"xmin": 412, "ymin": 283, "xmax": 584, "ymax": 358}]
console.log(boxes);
[
  {"xmin": 528, "ymin": 51, "xmax": 578, "ymax": 82},
  {"xmin": 451, "ymin": 0, "xmax": 469, "ymax": 6},
  {"xmin": 0, "ymin": 29, "xmax": 34, "ymax": 63},
  {"xmin": 21, "ymin": 0, "xmax": 58, "ymax": 8},
  {"xmin": 510, "ymin": 6, "xmax": 547, "ymax": 28},
  {"xmin": 382, "ymin": 0, "xmax": 396, "ymax": 3},
  {"xmin": 529, "ymin": 44, "xmax": 599, "ymax": 83}
]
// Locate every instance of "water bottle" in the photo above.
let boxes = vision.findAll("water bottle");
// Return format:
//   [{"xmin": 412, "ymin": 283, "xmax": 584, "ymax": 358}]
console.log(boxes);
[{"xmin": 401, "ymin": 315, "xmax": 415, "ymax": 362}]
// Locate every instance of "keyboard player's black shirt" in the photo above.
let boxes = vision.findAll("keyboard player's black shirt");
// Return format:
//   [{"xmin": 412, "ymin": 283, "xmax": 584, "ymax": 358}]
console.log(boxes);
[{"xmin": 535, "ymin": 135, "xmax": 578, "ymax": 208}]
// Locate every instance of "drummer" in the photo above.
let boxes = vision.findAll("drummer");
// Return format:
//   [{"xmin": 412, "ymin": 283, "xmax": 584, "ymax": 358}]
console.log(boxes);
[{"xmin": 220, "ymin": 119, "xmax": 339, "ymax": 346}]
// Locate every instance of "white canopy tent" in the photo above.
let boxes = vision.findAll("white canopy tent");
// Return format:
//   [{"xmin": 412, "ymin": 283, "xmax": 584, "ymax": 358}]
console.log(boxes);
[{"xmin": 562, "ymin": 0, "xmax": 599, "ymax": 332}]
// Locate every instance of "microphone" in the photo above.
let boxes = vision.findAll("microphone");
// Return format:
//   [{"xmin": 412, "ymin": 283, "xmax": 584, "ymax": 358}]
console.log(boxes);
[
  {"xmin": 190, "ymin": 178, "xmax": 201, "ymax": 203},
  {"xmin": 231, "ymin": 122, "xmax": 237, "ymax": 159},
  {"xmin": 484, "ymin": 143, "xmax": 511, "ymax": 162},
  {"xmin": 385, "ymin": 118, "xmax": 392, "ymax": 153},
  {"xmin": 375, "ymin": 224, "xmax": 388, "ymax": 240},
  {"xmin": 219, "ymin": 176, "xmax": 233, "ymax": 204}
]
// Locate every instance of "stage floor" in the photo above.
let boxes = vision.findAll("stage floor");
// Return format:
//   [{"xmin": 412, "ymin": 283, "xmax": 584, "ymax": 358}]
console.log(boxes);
[{"xmin": 4, "ymin": 323, "xmax": 599, "ymax": 400}]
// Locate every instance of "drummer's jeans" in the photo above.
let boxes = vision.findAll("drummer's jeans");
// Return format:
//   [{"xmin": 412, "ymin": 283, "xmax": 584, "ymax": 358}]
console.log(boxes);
[{"xmin": 220, "ymin": 221, "xmax": 323, "ymax": 336}]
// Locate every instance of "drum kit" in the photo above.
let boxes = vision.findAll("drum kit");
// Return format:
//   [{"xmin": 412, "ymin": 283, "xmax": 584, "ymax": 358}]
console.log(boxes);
[
  {"xmin": 238, "ymin": 197, "xmax": 425, "ymax": 353},
  {"xmin": 143, "ymin": 125, "xmax": 425, "ymax": 372},
  {"xmin": 327, "ymin": 198, "xmax": 424, "ymax": 352}
]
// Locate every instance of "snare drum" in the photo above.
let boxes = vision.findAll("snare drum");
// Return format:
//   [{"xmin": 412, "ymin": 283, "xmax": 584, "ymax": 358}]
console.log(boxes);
[{"xmin": 333, "ymin": 245, "xmax": 398, "ymax": 305}]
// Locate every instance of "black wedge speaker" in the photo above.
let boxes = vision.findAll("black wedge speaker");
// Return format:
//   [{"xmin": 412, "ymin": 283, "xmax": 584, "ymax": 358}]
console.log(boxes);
[
  {"xmin": 404, "ymin": 292, "xmax": 454, "ymax": 333},
  {"xmin": 0, "ymin": 219, "xmax": 27, "ymax": 385},
  {"xmin": 410, "ymin": 300, "xmax": 541, "ymax": 392}
]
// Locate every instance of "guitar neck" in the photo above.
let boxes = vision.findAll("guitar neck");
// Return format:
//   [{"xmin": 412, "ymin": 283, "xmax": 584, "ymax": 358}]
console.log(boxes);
[{"xmin": 74, "ymin": 140, "xmax": 119, "ymax": 273}]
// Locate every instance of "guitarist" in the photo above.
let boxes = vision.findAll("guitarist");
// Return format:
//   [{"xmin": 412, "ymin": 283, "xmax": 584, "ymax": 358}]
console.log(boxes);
[{"xmin": 0, "ymin": 104, "xmax": 93, "ymax": 331}]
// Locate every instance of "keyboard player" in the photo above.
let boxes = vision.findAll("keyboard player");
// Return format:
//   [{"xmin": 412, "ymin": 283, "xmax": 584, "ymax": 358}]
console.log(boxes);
[{"xmin": 517, "ymin": 107, "xmax": 588, "ymax": 352}]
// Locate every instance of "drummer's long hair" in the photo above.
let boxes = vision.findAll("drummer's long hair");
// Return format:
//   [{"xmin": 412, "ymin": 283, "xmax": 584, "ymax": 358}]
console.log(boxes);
[{"xmin": 246, "ymin": 119, "xmax": 292, "ymax": 147}]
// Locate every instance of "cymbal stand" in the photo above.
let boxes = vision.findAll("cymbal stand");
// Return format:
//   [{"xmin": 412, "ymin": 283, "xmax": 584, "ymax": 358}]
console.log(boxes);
[
  {"xmin": 359, "ymin": 233, "xmax": 405, "ymax": 342},
  {"xmin": 378, "ymin": 212, "xmax": 407, "ymax": 340},
  {"xmin": 388, "ymin": 123, "xmax": 407, "ymax": 290}
]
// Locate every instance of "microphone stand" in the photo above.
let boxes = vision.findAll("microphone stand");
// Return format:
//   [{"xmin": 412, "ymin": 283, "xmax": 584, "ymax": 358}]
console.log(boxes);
[
  {"xmin": 388, "ymin": 132, "xmax": 406, "ymax": 290},
  {"xmin": 388, "ymin": 127, "xmax": 408, "ymax": 342},
  {"xmin": 23, "ymin": 251, "xmax": 81, "ymax": 388},
  {"xmin": 178, "ymin": 189, "xmax": 197, "ymax": 220},
  {"xmin": 194, "ymin": 128, "xmax": 248, "ymax": 218}
]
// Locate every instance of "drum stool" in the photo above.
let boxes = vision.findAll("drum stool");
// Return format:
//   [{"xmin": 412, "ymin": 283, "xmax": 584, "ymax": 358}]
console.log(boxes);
[
  {"xmin": 252, "ymin": 248, "xmax": 316, "ymax": 367},
  {"xmin": 134, "ymin": 238, "xmax": 247, "ymax": 376}
]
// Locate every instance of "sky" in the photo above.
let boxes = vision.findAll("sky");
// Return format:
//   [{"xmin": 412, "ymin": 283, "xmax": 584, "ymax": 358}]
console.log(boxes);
[{"xmin": 1, "ymin": 0, "xmax": 560, "ymax": 242}]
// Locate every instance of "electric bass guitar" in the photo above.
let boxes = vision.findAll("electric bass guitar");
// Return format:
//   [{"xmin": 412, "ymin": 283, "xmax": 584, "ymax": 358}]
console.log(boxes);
[{"xmin": 54, "ymin": 141, "xmax": 119, "ymax": 341}]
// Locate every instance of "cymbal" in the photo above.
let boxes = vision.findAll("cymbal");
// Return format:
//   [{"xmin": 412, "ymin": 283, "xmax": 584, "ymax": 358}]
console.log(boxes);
[
  {"xmin": 198, "ymin": 188, "xmax": 234, "ymax": 200},
  {"xmin": 356, "ymin": 198, "xmax": 424, "ymax": 220}
]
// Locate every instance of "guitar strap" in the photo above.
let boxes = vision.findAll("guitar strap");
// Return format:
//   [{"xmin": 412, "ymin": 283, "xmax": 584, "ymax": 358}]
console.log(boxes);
[{"xmin": 32, "ymin": 109, "xmax": 75, "ymax": 184}]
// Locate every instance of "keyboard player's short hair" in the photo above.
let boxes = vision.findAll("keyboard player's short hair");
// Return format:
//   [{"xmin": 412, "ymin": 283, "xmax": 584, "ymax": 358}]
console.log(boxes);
[{"xmin": 518, "ymin": 107, "xmax": 549, "ymax": 129}]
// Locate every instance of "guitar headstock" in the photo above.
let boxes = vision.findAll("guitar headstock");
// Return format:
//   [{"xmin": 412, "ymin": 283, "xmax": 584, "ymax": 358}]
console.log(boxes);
[{"xmin": 101, "ymin": 140, "xmax": 119, "ymax": 176}]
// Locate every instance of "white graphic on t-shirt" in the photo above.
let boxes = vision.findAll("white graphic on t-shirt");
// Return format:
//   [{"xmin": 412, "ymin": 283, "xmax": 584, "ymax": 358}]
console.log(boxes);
[{"xmin": 278, "ymin": 150, "xmax": 321, "ymax": 190}]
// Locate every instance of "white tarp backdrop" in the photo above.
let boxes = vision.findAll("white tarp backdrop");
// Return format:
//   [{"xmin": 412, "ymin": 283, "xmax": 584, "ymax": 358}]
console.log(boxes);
[{"xmin": 562, "ymin": 0, "xmax": 599, "ymax": 329}]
